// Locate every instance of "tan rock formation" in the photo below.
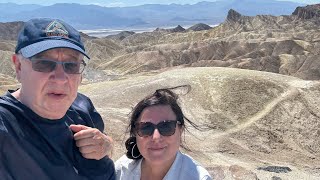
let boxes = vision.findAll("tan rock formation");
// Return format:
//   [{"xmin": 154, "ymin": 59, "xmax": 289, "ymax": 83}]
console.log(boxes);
[{"xmin": 2, "ymin": 5, "xmax": 320, "ymax": 81}]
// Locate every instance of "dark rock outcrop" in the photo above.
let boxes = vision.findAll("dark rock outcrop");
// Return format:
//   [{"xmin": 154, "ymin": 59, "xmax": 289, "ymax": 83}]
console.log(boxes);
[
  {"xmin": 292, "ymin": 4, "xmax": 320, "ymax": 19},
  {"xmin": 227, "ymin": 9, "xmax": 242, "ymax": 22},
  {"xmin": 272, "ymin": 176, "xmax": 282, "ymax": 180},
  {"xmin": 187, "ymin": 23, "xmax": 211, "ymax": 31},
  {"xmin": 154, "ymin": 25, "xmax": 185, "ymax": 33},
  {"xmin": 170, "ymin": 25, "xmax": 185, "ymax": 32},
  {"xmin": 257, "ymin": 166, "xmax": 292, "ymax": 173}
]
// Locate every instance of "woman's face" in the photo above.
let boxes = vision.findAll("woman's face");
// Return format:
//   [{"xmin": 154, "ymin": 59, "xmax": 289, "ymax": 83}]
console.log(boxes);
[{"xmin": 135, "ymin": 105, "xmax": 182, "ymax": 166}]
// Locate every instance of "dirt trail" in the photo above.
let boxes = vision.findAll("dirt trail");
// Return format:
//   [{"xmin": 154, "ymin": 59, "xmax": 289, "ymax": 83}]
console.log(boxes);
[{"xmin": 211, "ymin": 86, "xmax": 300, "ymax": 139}]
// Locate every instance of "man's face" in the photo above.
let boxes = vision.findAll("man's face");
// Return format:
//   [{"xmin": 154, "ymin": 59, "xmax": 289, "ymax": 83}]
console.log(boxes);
[{"xmin": 14, "ymin": 48, "xmax": 84, "ymax": 119}]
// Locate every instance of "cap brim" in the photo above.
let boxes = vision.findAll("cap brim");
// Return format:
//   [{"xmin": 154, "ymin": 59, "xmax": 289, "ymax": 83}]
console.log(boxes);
[{"xmin": 19, "ymin": 39, "xmax": 90, "ymax": 59}]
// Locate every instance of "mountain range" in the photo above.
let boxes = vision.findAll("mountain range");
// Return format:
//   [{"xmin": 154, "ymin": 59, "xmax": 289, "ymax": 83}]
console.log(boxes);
[{"xmin": 0, "ymin": 0, "xmax": 305, "ymax": 29}]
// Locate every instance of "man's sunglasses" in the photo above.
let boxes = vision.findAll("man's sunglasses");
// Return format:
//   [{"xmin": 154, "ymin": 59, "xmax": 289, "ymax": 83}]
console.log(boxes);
[
  {"xmin": 28, "ymin": 58, "xmax": 86, "ymax": 74},
  {"xmin": 134, "ymin": 120, "xmax": 181, "ymax": 137}
]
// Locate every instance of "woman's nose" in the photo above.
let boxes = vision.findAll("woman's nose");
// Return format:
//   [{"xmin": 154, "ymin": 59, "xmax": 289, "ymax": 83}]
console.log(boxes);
[{"xmin": 151, "ymin": 128, "xmax": 161, "ymax": 140}]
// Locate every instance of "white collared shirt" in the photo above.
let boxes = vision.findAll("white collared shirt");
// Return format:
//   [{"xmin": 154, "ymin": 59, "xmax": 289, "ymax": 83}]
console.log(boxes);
[{"xmin": 115, "ymin": 151, "xmax": 212, "ymax": 180}]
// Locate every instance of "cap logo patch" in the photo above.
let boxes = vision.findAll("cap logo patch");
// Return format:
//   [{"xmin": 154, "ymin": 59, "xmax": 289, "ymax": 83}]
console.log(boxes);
[{"xmin": 45, "ymin": 20, "xmax": 69, "ymax": 38}]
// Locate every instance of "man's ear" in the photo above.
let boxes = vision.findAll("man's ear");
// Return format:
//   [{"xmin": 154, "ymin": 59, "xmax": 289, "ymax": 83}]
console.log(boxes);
[
  {"xmin": 12, "ymin": 54, "xmax": 22, "ymax": 82},
  {"xmin": 80, "ymin": 74, "xmax": 83, "ymax": 84}
]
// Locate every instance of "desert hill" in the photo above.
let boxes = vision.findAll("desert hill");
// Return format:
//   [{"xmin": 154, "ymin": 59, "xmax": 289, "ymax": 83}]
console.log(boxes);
[
  {"xmin": 95, "ymin": 6, "xmax": 320, "ymax": 80},
  {"xmin": 293, "ymin": 4, "xmax": 320, "ymax": 19},
  {"xmin": 0, "ymin": 21, "xmax": 23, "ymax": 41},
  {"xmin": 79, "ymin": 67, "xmax": 320, "ymax": 179},
  {"xmin": 83, "ymin": 5, "xmax": 320, "ymax": 81},
  {"xmin": 0, "ymin": 1, "xmax": 303, "ymax": 29},
  {"xmin": 1, "ymin": 4, "xmax": 320, "ymax": 82}
]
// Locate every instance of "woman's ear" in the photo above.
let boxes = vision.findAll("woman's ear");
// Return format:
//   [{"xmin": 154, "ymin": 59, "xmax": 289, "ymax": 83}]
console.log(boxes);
[
  {"xmin": 181, "ymin": 128, "xmax": 184, "ymax": 134},
  {"xmin": 179, "ymin": 125, "xmax": 184, "ymax": 134},
  {"xmin": 12, "ymin": 54, "xmax": 22, "ymax": 82}
]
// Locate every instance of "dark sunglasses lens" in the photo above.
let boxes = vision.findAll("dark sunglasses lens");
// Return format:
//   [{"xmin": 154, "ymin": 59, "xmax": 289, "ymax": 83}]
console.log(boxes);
[
  {"xmin": 158, "ymin": 121, "xmax": 177, "ymax": 136},
  {"xmin": 137, "ymin": 123, "xmax": 155, "ymax": 137},
  {"xmin": 64, "ymin": 62, "xmax": 81, "ymax": 74},
  {"xmin": 32, "ymin": 59, "xmax": 56, "ymax": 72},
  {"xmin": 136, "ymin": 121, "xmax": 178, "ymax": 137}
]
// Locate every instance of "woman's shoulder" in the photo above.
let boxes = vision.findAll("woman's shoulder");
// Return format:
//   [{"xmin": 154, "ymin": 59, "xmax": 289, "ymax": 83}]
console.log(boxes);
[
  {"xmin": 178, "ymin": 152, "xmax": 212, "ymax": 179},
  {"xmin": 115, "ymin": 155, "xmax": 135, "ymax": 169},
  {"xmin": 115, "ymin": 155, "xmax": 142, "ymax": 179}
]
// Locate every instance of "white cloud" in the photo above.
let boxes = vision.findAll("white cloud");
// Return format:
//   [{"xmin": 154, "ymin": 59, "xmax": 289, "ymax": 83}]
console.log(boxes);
[{"xmin": 101, "ymin": 2, "xmax": 127, "ymax": 7}]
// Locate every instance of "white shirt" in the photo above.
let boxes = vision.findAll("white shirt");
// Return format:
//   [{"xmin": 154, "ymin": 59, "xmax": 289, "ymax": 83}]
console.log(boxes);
[{"xmin": 115, "ymin": 151, "xmax": 212, "ymax": 180}]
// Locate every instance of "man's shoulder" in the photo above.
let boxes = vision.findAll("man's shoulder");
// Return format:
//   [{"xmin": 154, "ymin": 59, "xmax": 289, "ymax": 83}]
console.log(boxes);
[
  {"xmin": 72, "ymin": 92, "xmax": 92, "ymax": 108},
  {"xmin": 69, "ymin": 92, "xmax": 104, "ymax": 130},
  {"xmin": 71, "ymin": 92, "xmax": 93, "ymax": 111},
  {"xmin": 0, "ymin": 99, "xmax": 17, "ymax": 122},
  {"xmin": 0, "ymin": 91, "xmax": 21, "ymax": 112},
  {"xmin": 0, "ymin": 97, "xmax": 16, "ymax": 145}
]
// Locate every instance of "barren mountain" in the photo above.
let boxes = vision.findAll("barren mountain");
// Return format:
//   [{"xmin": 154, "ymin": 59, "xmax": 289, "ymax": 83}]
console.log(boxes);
[
  {"xmin": 293, "ymin": 4, "xmax": 320, "ymax": 19},
  {"xmin": 106, "ymin": 31, "xmax": 135, "ymax": 42},
  {"xmin": 154, "ymin": 25, "xmax": 185, "ymax": 33},
  {"xmin": 85, "ymin": 5, "xmax": 320, "ymax": 81},
  {"xmin": 1, "ymin": 4, "xmax": 320, "ymax": 81},
  {"xmin": 0, "ymin": 21, "xmax": 23, "ymax": 41},
  {"xmin": 79, "ymin": 67, "xmax": 320, "ymax": 179},
  {"xmin": 0, "ymin": 0, "xmax": 303, "ymax": 29},
  {"xmin": 187, "ymin": 23, "xmax": 212, "ymax": 31}
]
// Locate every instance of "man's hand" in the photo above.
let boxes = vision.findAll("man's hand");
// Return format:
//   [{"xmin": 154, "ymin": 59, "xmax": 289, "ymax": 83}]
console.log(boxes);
[{"xmin": 69, "ymin": 124, "xmax": 113, "ymax": 160}]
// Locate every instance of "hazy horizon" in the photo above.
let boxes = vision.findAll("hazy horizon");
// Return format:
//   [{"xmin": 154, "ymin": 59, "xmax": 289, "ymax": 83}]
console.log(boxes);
[
  {"xmin": 0, "ymin": 0, "xmax": 318, "ymax": 7},
  {"xmin": 80, "ymin": 23, "xmax": 219, "ymax": 37}
]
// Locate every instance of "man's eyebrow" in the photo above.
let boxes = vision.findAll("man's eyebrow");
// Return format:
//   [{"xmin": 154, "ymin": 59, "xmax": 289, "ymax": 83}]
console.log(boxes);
[
  {"xmin": 32, "ymin": 53, "xmax": 46, "ymax": 58},
  {"xmin": 64, "ymin": 52, "xmax": 83, "ymax": 60},
  {"xmin": 33, "ymin": 52, "xmax": 82, "ymax": 60}
]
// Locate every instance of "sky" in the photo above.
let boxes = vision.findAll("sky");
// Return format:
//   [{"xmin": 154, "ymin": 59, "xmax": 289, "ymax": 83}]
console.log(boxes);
[{"xmin": 0, "ymin": 0, "xmax": 320, "ymax": 7}]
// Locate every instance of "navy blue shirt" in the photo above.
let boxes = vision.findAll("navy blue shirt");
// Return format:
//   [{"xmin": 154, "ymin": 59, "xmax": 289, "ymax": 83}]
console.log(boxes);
[{"xmin": 0, "ymin": 90, "xmax": 115, "ymax": 180}]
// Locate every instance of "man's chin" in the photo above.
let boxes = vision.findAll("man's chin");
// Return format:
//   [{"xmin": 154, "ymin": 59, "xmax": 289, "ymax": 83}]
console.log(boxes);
[{"xmin": 42, "ymin": 104, "xmax": 70, "ymax": 119}]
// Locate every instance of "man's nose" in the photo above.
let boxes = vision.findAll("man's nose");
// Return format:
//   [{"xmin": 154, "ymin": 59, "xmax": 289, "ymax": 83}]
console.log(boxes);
[{"xmin": 53, "ymin": 63, "xmax": 67, "ymax": 81}]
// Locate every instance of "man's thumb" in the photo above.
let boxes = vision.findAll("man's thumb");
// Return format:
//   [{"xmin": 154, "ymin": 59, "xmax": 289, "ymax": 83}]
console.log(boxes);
[{"xmin": 69, "ymin": 124, "xmax": 89, "ymax": 133}]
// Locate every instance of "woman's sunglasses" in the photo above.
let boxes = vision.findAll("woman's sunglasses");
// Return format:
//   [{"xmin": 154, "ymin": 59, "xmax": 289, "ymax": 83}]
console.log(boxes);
[
  {"xmin": 135, "ymin": 120, "xmax": 181, "ymax": 137},
  {"xmin": 28, "ymin": 58, "xmax": 86, "ymax": 74}
]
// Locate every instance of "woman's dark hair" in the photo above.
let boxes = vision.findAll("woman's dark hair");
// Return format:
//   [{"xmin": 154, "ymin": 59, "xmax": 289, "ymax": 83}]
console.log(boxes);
[{"xmin": 125, "ymin": 85, "xmax": 201, "ymax": 159}]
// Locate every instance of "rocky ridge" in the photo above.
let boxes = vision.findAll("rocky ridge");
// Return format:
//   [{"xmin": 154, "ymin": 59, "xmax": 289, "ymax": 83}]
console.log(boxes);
[
  {"xmin": 292, "ymin": 4, "xmax": 320, "ymax": 19},
  {"xmin": 2, "ymin": 4, "xmax": 320, "ymax": 81},
  {"xmin": 187, "ymin": 23, "xmax": 212, "ymax": 31},
  {"xmin": 154, "ymin": 25, "xmax": 186, "ymax": 33},
  {"xmin": 86, "ymin": 4, "xmax": 320, "ymax": 81},
  {"xmin": 0, "ymin": 21, "xmax": 23, "ymax": 41}
]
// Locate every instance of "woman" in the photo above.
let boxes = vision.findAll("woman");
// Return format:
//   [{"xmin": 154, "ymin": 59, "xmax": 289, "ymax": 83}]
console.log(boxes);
[{"xmin": 115, "ymin": 87, "xmax": 212, "ymax": 180}]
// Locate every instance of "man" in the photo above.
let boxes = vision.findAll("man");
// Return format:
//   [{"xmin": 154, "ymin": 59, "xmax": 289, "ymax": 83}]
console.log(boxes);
[{"xmin": 0, "ymin": 18, "xmax": 115, "ymax": 179}]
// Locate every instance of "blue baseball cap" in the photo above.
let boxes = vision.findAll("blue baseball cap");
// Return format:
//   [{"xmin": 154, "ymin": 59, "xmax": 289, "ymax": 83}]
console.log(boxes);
[{"xmin": 15, "ymin": 18, "xmax": 90, "ymax": 59}]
